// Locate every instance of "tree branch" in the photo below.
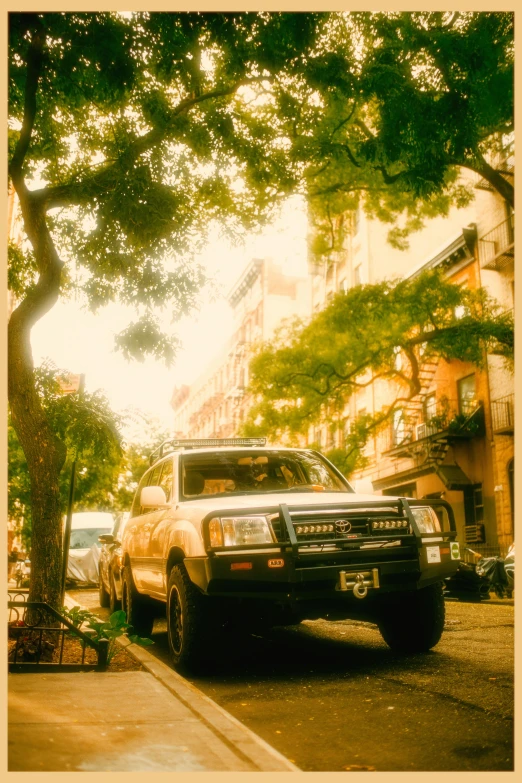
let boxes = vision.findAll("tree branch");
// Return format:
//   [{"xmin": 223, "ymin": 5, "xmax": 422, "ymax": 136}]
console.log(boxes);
[
  {"xmin": 35, "ymin": 79, "xmax": 250, "ymax": 211},
  {"xmin": 9, "ymin": 17, "xmax": 45, "ymax": 181}
]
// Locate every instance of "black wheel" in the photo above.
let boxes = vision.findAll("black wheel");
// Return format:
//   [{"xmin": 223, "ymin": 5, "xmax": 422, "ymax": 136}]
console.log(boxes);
[
  {"xmin": 109, "ymin": 571, "xmax": 121, "ymax": 614},
  {"xmin": 122, "ymin": 565, "xmax": 154, "ymax": 637},
  {"xmin": 377, "ymin": 583, "xmax": 445, "ymax": 653},
  {"xmin": 166, "ymin": 564, "xmax": 211, "ymax": 672},
  {"xmin": 99, "ymin": 571, "xmax": 110, "ymax": 608}
]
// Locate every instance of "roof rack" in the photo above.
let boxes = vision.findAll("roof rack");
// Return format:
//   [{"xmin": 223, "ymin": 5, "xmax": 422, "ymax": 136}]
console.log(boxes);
[{"xmin": 149, "ymin": 437, "xmax": 267, "ymax": 465}]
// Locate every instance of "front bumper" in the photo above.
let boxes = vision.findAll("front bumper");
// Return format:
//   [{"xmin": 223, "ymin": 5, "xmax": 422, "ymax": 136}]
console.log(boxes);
[{"xmin": 186, "ymin": 497, "xmax": 460, "ymax": 602}]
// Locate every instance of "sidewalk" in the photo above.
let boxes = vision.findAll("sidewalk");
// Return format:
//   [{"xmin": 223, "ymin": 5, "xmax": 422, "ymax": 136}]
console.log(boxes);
[{"xmin": 8, "ymin": 592, "xmax": 298, "ymax": 772}]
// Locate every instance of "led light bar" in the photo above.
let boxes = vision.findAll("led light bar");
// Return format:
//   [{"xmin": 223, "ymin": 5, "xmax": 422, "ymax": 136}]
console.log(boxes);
[
  {"xmin": 296, "ymin": 524, "xmax": 335, "ymax": 534},
  {"xmin": 150, "ymin": 437, "xmax": 267, "ymax": 464},
  {"xmin": 372, "ymin": 519, "xmax": 409, "ymax": 530}
]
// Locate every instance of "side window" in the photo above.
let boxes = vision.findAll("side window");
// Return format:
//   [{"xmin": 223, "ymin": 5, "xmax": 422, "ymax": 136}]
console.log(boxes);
[{"xmin": 158, "ymin": 460, "xmax": 173, "ymax": 502}]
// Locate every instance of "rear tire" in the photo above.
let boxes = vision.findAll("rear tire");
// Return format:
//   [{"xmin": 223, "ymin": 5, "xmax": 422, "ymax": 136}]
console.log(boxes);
[
  {"xmin": 377, "ymin": 583, "xmax": 445, "ymax": 653},
  {"xmin": 166, "ymin": 564, "xmax": 211, "ymax": 672},
  {"xmin": 109, "ymin": 571, "xmax": 121, "ymax": 614},
  {"xmin": 99, "ymin": 573, "xmax": 110, "ymax": 608},
  {"xmin": 122, "ymin": 565, "xmax": 154, "ymax": 637}
]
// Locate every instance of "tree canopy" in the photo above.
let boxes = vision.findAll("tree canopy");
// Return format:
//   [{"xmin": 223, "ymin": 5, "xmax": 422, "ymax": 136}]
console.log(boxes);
[{"xmin": 241, "ymin": 270, "xmax": 514, "ymax": 472}]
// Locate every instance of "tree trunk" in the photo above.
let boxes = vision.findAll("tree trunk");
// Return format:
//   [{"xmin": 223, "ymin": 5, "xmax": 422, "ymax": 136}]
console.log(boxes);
[
  {"xmin": 8, "ymin": 310, "xmax": 66, "ymax": 610},
  {"xmin": 8, "ymin": 19, "xmax": 69, "ymax": 612}
]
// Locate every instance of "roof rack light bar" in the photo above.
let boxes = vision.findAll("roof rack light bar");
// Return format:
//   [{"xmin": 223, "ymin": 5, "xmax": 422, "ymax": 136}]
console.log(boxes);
[{"xmin": 150, "ymin": 437, "xmax": 267, "ymax": 465}]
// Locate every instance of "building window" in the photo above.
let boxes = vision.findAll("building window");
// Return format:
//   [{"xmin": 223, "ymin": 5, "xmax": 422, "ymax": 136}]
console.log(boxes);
[
  {"xmin": 383, "ymin": 482, "xmax": 417, "ymax": 499},
  {"xmin": 508, "ymin": 459, "xmax": 514, "ymax": 526},
  {"xmin": 392, "ymin": 409, "xmax": 406, "ymax": 445},
  {"xmin": 424, "ymin": 393, "xmax": 436, "ymax": 421},
  {"xmin": 458, "ymin": 374, "xmax": 476, "ymax": 415},
  {"xmin": 353, "ymin": 265, "xmax": 361, "ymax": 286}
]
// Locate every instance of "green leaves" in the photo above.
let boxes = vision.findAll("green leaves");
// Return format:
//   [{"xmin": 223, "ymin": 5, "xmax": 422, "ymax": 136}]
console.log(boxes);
[
  {"xmin": 242, "ymin": 269, "xmax": 513, "ymax": 472},
  {"xmin": 62, "ymin": 606, "xmax": 155, "ymax": 664}
]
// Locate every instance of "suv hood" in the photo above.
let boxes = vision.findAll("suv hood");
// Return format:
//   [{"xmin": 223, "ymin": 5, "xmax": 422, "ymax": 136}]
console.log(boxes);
[{"xmin": 178, "ymin": 492, "xmax": 400, "ymax": 514}]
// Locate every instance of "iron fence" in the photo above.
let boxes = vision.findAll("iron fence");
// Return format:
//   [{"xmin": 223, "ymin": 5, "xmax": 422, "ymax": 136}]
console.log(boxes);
[{"xmin": 8, "ymin": 591, "xmax": 108, "ymax": 673}]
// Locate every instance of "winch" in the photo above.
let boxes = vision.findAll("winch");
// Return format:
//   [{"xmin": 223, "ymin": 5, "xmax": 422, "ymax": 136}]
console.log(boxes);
[{"xmin": 337, "ymin": 568, "xmax": 380, "ymax": 598}]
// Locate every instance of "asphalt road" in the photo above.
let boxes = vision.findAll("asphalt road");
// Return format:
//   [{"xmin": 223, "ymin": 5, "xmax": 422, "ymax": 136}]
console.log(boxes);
[{"xmin": 69, "ymin": 588, "xmax": 514, "ymax": 772}]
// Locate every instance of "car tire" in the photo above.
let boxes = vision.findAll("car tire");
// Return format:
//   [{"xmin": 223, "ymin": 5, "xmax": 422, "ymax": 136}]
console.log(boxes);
[
  {"xmin": 122, "ymin": 565, "xmax": 154, "ymax": 637},
  {"xmin": 377, "ymin": 583, "xmax": 445, "ymax": 653},
  {"xmin": 99, "ymin": 572, "xmax": 110, "ymax": 608},
  {"xmin": 166, "ymin": 564, "xmax": 211, "ymax": 672},
  {"xmin": 109, "ymin": 571, "xmax": 121, "ymax": 614}
]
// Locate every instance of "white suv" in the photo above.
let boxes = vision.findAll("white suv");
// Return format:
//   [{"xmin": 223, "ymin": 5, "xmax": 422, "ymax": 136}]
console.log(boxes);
[{"xmin": 121, "ymin": 438, "xmax": 460, "ymax": 672}]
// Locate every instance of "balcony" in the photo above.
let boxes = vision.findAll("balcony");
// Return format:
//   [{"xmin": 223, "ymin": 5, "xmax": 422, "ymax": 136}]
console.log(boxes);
[
  {"xmin": 478, "ymin": 215, "xmax": 514, "ymax": 271},
  {"xmin": 383, "ymin": 398, "xmax": 485, "ymax": 457},
  {"xmin": 491, "ymin": 394, "xmax": 514, "ymax": 434}
]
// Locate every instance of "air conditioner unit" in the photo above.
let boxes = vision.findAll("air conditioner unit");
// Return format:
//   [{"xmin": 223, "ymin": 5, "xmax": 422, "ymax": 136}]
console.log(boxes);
[{"xmin": 416, "ymin": 423, "xmax": 427, "ymax": 440}]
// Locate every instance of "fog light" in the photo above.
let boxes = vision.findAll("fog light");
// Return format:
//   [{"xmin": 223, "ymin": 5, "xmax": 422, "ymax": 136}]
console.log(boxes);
[{"xmin": 268, "ymin": 559, "xmax": 284, "ymax": 568}]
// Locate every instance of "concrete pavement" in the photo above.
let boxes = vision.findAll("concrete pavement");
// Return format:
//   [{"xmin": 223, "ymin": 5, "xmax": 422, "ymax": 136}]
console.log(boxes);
[{"xmin": 8, "ymin": 592, "xmax": 299, "ymax": 772}]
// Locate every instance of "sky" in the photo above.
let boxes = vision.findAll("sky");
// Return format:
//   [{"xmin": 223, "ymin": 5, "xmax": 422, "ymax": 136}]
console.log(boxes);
[{"xmin": 30, "ymin": 197, "xmax": 309, "ymax": 438}]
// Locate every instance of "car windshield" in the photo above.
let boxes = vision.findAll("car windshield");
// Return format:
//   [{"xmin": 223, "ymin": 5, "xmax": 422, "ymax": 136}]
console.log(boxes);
[
  {"xmin": 69, "ymin": 528, "xmax": 112, "ymax": 549},
  {"xmin": 180, "ymin": 450, "xmax": 351, "ymax": 500}
]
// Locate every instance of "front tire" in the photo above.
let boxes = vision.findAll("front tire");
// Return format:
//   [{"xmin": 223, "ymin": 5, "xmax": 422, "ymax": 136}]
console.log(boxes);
[
  {"xmin": 377, "ymin": 583, "xmax": 445, "ymax": 653},
  {"xmin": 166, "ymin": 564, "xmax": 210, "ymax": 672},
  {"xmin": 122, "ymin": 565, "xmax": 154, "ymax": 637}
]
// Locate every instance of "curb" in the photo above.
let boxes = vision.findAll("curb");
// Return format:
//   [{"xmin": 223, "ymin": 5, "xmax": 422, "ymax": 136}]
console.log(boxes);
[{"xmin": 64, "ymin": 593, "xmax": 299, "ymax": 772}]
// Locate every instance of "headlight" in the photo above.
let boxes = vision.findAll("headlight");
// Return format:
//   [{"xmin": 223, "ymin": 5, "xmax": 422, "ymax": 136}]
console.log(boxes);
[
  {"xmin": 411, "ymin": 507, "xmax": 441, "ymax": 534},
  {"xmin": 208, "ymin": 516, "xmax": 274, "ymax": 547}
]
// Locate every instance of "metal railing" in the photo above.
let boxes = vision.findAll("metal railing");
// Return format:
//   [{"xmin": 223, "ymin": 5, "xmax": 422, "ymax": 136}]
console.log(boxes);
[
  {"xmin": 384, "ymin": 398, "xmax": 484, "ymax": 452},
  {"xmin": 478, "ymin": 215, "xmax": 515, "ymax": 270},
  {"xmin": 8, "ymin": 592, "xmax": 108, "ymax": 673},
  {"xmin": 490, "ymin": 393, "xmax": 514, "ymax": 433}
]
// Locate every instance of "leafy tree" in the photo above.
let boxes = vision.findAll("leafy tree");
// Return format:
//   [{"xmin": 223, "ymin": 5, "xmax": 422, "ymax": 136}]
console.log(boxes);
[
  {"xmin": 8, "ymin": 361, "xmax": 122, "ymax": 564},
  {"xmin": 8, "ymin": 11, "xmax": 513, "ymax": 608},
  {"xmin": 241, "ymin": 270, "xmax": 513, "ymax": 472}
]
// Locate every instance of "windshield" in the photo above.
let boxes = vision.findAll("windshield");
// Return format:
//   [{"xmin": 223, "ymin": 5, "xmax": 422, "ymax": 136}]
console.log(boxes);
[
  {"xmin": 69, "ymin": 528, "xmax": 112, "ymax": 549},
  {"xmin": 180, "ymin": 450, "xmax": 351, "ymax": 500}
]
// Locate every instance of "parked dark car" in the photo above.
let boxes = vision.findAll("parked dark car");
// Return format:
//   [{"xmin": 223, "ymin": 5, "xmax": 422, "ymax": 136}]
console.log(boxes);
[{"xmin": 98, "ymin": 513, "xmax": 129, "ymax": 613}]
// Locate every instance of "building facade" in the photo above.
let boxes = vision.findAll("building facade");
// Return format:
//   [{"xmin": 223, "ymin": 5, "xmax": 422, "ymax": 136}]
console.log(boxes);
[
  {"xmin": 171, "ymin": 257, "xmax": 309, "ymax": 439},
  {"xmin": 344, "ymin": 165, "xmax": 514, "ymax": 555}
]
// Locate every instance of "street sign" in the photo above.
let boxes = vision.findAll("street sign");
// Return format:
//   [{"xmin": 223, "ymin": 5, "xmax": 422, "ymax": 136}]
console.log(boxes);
[{"xmin": 58, "ymin": 374, "xmax": 82, "ymax": 394}]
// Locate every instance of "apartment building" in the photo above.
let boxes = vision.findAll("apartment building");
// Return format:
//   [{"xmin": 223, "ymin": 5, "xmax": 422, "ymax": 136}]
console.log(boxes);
[
  {"xmin": 171, "ymin": 257, "xmax": 309, "ymax": 438},
  {"xmin": 332, "ymin": 165, "xmax": 514, "ymax": 555}
]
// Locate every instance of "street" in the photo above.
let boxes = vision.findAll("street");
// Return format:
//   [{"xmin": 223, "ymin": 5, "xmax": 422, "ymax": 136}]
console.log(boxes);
[{"xmin": 70, "ymin": 589, "xmax": 514, "ymax": 772}]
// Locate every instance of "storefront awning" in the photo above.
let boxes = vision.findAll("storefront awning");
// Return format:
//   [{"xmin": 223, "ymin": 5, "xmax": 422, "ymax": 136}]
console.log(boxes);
[{"xmin": 436, "ymin": 463, "xmax": 473, "ymax": 490}]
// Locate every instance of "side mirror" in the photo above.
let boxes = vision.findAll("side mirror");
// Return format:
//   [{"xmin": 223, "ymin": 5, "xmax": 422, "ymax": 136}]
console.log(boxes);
[
  {"xmin": 141, "ymin": 485, "xmax": 167, "ymax": 508},
  {"xmin": 98, "ymin": 534, "xmax": 114, "ymax": 545},
  {"xmin": 353, "ymin": 478, "xmax": 375, "ymax": 495}
]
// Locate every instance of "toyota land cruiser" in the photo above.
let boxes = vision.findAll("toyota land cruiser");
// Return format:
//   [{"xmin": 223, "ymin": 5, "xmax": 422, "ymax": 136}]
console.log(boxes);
[{"xmin": 121, "ymin": 438, "xmax": 461, "ymax": 671}]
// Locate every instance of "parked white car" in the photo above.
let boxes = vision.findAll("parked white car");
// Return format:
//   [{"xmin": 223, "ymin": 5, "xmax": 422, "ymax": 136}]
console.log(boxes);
[{"xmin": 66, "ymin": 512, "xmax": 115, "ymax": 585}]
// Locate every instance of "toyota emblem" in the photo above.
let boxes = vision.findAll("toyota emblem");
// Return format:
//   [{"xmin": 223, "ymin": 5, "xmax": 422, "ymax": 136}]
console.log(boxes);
[{"xmin": 335, "ymin": 519, "xmax": 352, "ymax": 534}]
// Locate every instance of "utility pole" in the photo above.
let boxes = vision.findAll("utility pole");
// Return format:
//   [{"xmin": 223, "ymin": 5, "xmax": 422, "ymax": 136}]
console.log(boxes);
[{"xmin": 60, "ymin": 373, "xmax": 85, "ymax": 603}]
